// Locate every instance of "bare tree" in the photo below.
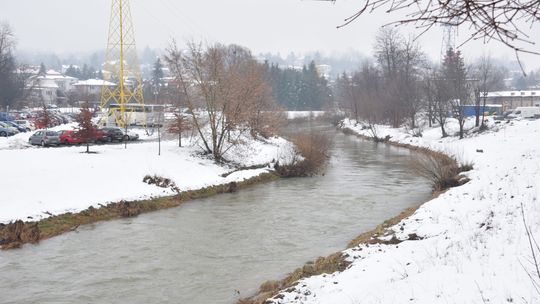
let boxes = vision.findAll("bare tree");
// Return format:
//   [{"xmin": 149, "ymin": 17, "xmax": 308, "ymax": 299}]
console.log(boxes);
[
  {"xmin": 400, "ymin": 36, "xmax": 426, "ymax": 129},
  {"xmin": 374, "ymin": 28, "xmax": 425, "ymax": 128},
  {"xmin": 473, "ymin": 55, "xmax": 507, "ymax": 127},
  {"xmin": 0, "ymin": 23, "xmax": 27, "ymax": 109},
  {"xmin": 164, "ymin": 41, "xmax": 282, "ymax": 161},
  {"xmin": 330, "ymin": 0, "xmax": 540, "ymax": 68},
  {"xmin": 432, "ymin": 75, "xmax": 451, "ymax": 138}
]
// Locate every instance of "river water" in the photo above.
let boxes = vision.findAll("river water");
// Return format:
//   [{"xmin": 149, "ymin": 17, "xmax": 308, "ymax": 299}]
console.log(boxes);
[{"xmin": 0, "ymin": 123, "xmax": 431, "ymax": 304}]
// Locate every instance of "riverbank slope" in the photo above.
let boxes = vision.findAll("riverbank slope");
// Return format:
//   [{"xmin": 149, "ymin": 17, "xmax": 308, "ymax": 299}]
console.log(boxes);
[
  {"xmin": 0, "ymin": 133, "xmax": 292, "ymax": 224},
  {"xmin": 269, "ymin": 117, "xmax": 540, "ymax": 303}
]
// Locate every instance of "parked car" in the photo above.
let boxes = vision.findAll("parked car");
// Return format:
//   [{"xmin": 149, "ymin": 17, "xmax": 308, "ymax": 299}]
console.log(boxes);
[
  {"xmin": 13, "ymin": 120, "xmax": 33, "ymax": 132},
  {"xmin": 58, "ymin": 130, "xmax": 82, "ymax": 145},
  {"xmin": 507, "ymin": 107, "xmax": 540, "ymax": 119},
  {"xmin": 94, "ymin": 129, "xmax": 111, "ymax": 143},
  {"xmin": 0, "ymin": 125, "xmax": 15, "ymax": 137},
  {"xmin": 0, "ymin": 112, "xmax": 14, "ymax": 122},
  {"xmin": 0, "ymin": 122, "xmax": 19, "ymax": 136},
  {"xmin": 28, "ymin": 130, "xmax": 60, "ymax": 146},
  {"xmin": 101, "ymin": 127, "xmax": 139, "ymax": 142},
  {"xmin": 2, "ymin": 121, "xmax": 27, "ymax": 133}
]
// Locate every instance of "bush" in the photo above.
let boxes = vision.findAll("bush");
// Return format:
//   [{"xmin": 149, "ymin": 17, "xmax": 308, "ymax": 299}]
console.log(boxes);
[
  {"xmin": 275, "ymin": 132, "xmax": 333, "ymax": 177},
  {"xmin": 412, "ymin": 151, "xmax": 462, "ymax": 191}
]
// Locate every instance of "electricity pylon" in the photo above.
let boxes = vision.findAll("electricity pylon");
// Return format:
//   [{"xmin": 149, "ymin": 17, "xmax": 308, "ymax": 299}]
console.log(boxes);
[
  {"xmin": 100, "ymin": 0, "xmax": 144, "ymax": 128},
  {"xmin": 441, "ymin": 23, "xmax": 457, "ymax": 60}
]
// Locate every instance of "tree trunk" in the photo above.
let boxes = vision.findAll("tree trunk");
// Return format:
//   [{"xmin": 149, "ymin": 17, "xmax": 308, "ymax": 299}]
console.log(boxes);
[
  {"xmin": 86, "ymin": 142, "xmax": 90, "ymax": 153},
  {"xmin": 178, "ymin": 132, "xmax": 182, "ymax": 147},
  {"xmin": 481, "ymin": 95, "xmax": 487, "ymax": 127}
]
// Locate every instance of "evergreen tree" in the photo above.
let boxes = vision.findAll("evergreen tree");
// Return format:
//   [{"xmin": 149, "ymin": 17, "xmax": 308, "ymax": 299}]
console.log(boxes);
[
  {"xmin": 65, "ymin": 65, "xmax": 81, "ymax": 79},
  {"xmin": 152, "ymin": 58, "xmax": 164, "ymax": 86},
  {"xmin": 81, "ymin": 64, "xmax": 91, "ymax": 80},
  {"xmin": 38, "ymin": 63, "xmax": 47, "ymax": 76},
  {"xmin": 442, "ymin": 48, "xmax": 468, "ymax": 139}
]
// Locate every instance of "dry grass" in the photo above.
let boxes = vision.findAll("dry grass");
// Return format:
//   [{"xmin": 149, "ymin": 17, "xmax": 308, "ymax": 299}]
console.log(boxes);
[
  {"xmin": 275, "ymin": 132, "xmax": 333, "ymax": 177},
  {"xmin": 412, "ymin": 151, "xmax": 463, "ymax": 191},
  {"xmin": 236, "ymin": 252, "xmax": 350, "ymax": 304}
]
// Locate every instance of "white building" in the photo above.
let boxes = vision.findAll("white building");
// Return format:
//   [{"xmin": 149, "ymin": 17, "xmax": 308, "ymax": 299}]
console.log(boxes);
[
  {"xmin": 44, "ymin": 69, "xmax": 78, "ymax": 92},
  {"xmin": 73, "ymin": 79, "xmax": 116, "ymax": 96},
  {"xmin": 486, "ymin": 90, "xmax": 540, "ymax": 111},
  {"xmin": 29, "ymin": 77, "xmax": 59, "ymax": 106},
  {"xmin": 25, "ymin": 69, "xmax": 79, "ymax": 106}
]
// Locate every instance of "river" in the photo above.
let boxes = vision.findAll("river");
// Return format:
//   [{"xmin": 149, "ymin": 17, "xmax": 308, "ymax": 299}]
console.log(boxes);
[{"xmin": 0, "ymin": 123, "xmax": 431, "ymax": 304}]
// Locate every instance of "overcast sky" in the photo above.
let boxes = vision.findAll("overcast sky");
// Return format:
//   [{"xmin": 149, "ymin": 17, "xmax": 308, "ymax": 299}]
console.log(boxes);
[{"xmin": 1, "ymin": 0, "xmax": 540, "ymax": 70}]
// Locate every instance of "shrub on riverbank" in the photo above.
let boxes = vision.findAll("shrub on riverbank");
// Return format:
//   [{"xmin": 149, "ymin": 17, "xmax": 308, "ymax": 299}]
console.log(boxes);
[
  {"xmin": 412, "ymin": 151, "xmax": 471, "ymax": 191},
  {"xmin": 274, "ymin": 132, "xmax": 332, "ymax": 177}
]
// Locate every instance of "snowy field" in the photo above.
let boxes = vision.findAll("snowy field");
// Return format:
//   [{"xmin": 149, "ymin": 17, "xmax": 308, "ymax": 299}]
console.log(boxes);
[
  {"xmin": 272, "ymin": 117, "xmax": 540, "ymax": 304},
  {"xmin": 286, "ymin": 111, "xmax": 325, "ymax": 120},
  {"xmin": 0, "ymin": 127, "xmax": 292, "ymax": 223}
]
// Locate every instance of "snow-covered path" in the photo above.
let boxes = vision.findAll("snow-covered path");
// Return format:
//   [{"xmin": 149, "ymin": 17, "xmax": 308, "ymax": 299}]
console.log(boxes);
[{"xmin": 271, "ymin": 118, "xmax": 540, "ymax": 304}]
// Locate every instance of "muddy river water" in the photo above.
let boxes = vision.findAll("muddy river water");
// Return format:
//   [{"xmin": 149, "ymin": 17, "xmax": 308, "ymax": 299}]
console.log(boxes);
[{"xmin": 0, "ymin": 123, "xmax": 431, "ymax": 304}]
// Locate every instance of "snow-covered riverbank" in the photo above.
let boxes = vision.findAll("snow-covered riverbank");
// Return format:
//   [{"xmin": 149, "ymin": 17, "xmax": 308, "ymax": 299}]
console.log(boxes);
[
  {"xmin": 270, "ymin": 117, "xmax": 540, "ymax": 303},
  {"xmin": 0, "ymin": 131, "xmax": 292, "ymax": 224}
]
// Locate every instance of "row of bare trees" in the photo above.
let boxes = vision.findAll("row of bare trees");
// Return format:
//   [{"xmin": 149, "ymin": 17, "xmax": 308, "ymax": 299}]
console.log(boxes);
[
  {"xmin": 334, "ymin": 28, "xmax": 506, "ymax": 139},
  {"xmin": 164, "ymin": 42, "xmax": 284, "ymax": 161}
]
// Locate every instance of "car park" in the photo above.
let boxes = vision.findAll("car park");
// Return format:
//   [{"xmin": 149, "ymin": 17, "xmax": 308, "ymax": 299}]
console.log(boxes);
[
  {"xmin": 507, "ymin": 107, "xmax": 540, "ymax": 119},
  {"xmin": 28, "ymin": 130, "xmax": 60, "ymax": 147},
  {"xmin": 0, "ymin": 112, "xmax": 14, "ymax": 122}
]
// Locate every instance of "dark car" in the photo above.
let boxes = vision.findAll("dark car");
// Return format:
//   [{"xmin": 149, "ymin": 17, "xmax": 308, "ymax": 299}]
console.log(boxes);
[
  {"xmin": 94, "ymin": 129, "xmax": 111, "ymax": 143},
  {"xmin": 101, "ymin": 127, "xmax": 125, "ymax": 142},
  {"xmin": 101, "ymin": 127, "xmax": 139, "ymax": 142}
]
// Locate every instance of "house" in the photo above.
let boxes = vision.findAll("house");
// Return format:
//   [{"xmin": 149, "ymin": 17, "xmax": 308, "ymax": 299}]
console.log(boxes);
[
  {"xmin": 485, "ymin": 90, "xmax": 540, "ymax": 111},
  {"xmin": 44, "ymin": 69, "xmax": 78, "ymax": 92},
  {"xmin": 73, "ymin": 79, "xmax": 116, "ymax": 107},
  {"xmin": 25, "ymin": 69, "xmax": 79, "ymax": 106},
  {"xmin": 73, "ymin": 79, "xmax": 116, "ymax": 96},
  {"xmin": 28, "ymin": 76, "xmax": 60, "ymax": 106}
]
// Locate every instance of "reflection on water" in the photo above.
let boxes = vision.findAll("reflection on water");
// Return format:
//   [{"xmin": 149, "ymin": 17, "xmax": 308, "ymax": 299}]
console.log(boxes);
[{"xmin": 0, "ymin": 122, "xmax": 431, "ymax": 304}]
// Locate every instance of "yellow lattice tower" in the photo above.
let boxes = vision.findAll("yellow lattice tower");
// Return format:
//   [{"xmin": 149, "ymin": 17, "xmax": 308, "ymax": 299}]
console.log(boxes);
[{"xmin": 100, "ymin": 0, "xmax": 144, "ymax": 128}]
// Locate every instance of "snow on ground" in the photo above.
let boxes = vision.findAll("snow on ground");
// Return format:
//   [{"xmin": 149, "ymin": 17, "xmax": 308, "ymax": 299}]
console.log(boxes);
[
  {"xmin": 0, "ymin": 129, "xmax": 292, "ymax": 223},
  {"xmin": 286, "ymin": 111, "xmax": 325, "ymax": 120},
  {"xmin": 272, "ymin": 117, "xmax": 540, "ymax": 304}
]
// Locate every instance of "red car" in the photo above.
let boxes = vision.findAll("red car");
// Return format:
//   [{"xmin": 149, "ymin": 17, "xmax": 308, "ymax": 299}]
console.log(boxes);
[{"xmin": 58, "ymin": 130, "xmax": 82, "ymax": 145}]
